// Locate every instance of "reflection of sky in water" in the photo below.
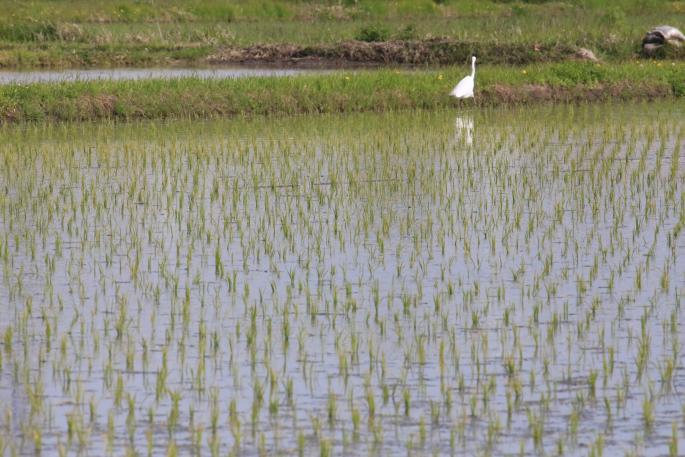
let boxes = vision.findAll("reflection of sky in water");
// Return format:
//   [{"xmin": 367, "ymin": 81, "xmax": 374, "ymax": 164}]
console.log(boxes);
[
  {"xmin": 0, "ymin": 67, "xmax": 321, "ymax": 84},
  {"xmin": 0, "ymin": 358, "xmax": 28, "ymax": 438},
  {"xmin": 0, "ymin": 104, "xmax": 684, "ymax": 456}
]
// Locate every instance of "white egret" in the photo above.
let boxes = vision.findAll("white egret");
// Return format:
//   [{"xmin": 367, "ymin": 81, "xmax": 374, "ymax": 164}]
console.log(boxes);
[
  {"xmin": 450, "ymin": 56, "xmax": 476, "ymax": 99},
  {"xmin": 642, "ymin": 25, "xmax": 685, "ymax": 53}
]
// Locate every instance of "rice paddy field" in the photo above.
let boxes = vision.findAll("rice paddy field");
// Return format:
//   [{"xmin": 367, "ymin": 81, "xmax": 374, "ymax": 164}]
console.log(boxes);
[{"xmin": 1, "ymin": 101, "xmax": 685, "ymax": 456}]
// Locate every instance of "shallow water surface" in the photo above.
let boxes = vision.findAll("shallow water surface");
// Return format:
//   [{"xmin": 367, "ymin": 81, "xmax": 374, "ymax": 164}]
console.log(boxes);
[
  {"xmin": 0, "ymin": 103, "xmax": 684, "ymax": 456},
  {"xmin": 0, "ymin": 67, "xmax": 319, "ymax": 85}
]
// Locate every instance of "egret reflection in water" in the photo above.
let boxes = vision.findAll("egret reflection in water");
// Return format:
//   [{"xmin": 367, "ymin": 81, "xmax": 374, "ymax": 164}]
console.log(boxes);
[{"xmin": 454, "ymin": 115, "xmax": 474, "ymax": 146}]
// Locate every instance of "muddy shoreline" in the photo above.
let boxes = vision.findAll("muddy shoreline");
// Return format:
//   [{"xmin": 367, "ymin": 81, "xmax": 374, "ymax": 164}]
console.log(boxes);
[
  {"xmin": 206, "ymin": 39, "xmax": 583, "ymax": 67},
  {"xmin": 2, "ymin": 38, "xmax": 682, "ymax": 71}
]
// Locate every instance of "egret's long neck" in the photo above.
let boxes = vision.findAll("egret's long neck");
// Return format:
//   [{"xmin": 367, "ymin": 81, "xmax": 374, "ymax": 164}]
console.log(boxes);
[{"xmin": 471, "ymin": 60, "xmax": 476, "ymax": 78}]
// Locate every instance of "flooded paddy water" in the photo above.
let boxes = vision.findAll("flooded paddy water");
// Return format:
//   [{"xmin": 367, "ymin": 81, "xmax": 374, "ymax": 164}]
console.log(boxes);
[
  {"xmin": 0, "ymin": 102, "xmax": 684, "ymax": 456},
  {"xmin": 0, "ymin": 67, "xmax": 319, "ymax": 85}
]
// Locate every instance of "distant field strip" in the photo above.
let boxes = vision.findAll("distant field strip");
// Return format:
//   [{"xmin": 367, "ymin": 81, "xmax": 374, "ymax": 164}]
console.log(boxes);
[{"xmin": 0, "ymin": 62, "xmax": 683, "ymax": 122}]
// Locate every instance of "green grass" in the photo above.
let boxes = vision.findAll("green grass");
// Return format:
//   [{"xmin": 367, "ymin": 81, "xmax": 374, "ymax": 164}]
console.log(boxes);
[
  {"xmin": 1, "ymin": 60, "xmax": 682, "ymax": 122},
  {"xmin": 0, "ymin": 0, "xmax": 683, "ymax": 68}
]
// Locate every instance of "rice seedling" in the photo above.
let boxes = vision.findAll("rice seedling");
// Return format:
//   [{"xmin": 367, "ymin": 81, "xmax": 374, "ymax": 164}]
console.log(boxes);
[{"xmin": 0, "ymin": 101, "xmax": 683, "ymax": 455}]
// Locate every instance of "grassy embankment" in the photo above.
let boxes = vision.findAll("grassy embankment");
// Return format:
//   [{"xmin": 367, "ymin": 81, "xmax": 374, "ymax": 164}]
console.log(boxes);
[
  {"xmin": 1, "ymin": 0, "xmax": 684, "ymax": 68},
  {"xmin": 1, "ymin": 0, "xmax": 684, "ymax": 122},
  {"xmin": 1, "ymin": 60, "xmax": 683, "ymax": 122}
]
